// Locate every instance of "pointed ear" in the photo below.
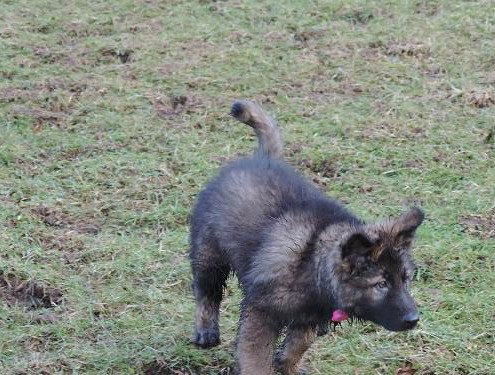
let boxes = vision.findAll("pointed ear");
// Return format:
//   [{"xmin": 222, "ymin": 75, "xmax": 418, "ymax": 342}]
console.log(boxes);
[
  {"xmin": 392, "ymin": 207, "xmax": 425, "ymax": 245},
  {"xmin": 342, "ymin": 232, "xmax": 375, "ymax": 258}
]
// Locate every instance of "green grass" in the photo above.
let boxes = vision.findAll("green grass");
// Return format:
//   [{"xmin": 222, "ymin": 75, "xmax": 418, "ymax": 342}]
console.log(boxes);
[{"xmin": 1, "ymin": 0, "xmax": 494, "ymax": 373}]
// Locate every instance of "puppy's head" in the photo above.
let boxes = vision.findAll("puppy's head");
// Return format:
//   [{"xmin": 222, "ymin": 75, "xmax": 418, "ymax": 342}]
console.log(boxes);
[{"xmin": 335, "ymin": 208, "xmax": 424, "ymax": 331}]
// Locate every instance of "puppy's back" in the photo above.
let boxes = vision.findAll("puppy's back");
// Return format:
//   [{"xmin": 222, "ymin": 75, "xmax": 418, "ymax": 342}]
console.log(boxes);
[{"xmin": 191, "ymin": 156, "xmax": 343, "ymax": 276}]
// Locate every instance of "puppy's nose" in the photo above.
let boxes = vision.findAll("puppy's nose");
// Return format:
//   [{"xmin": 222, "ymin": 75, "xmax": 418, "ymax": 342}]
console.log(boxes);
[{"xmin": 403, "ymin": 312, "xmax": 419, "ymax": 329}]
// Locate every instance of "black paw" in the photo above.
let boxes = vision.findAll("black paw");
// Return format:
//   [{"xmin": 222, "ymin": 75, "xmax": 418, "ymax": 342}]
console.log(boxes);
[{"xmin": 192, "ymin": 329, "xmax": 221, "ymax": 348}]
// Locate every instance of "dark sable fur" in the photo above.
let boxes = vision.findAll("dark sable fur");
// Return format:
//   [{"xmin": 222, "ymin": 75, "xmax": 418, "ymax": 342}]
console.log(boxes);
[{"xmin": 189, "ymin": 100, "xmax": 424, "ymax": 375}]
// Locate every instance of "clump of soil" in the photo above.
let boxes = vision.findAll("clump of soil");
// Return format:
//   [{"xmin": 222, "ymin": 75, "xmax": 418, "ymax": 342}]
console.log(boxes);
[
  {"xmin": 467, "ymin": 90, "xmax": 494, "ymax": 108},
  {"xmin": 0, "ymin": 275, "xmax": 63, "ymax": 309},
  {"xmin": 141, "ymin": 359, "xmax": 233, "ymax": 375},
  {"xmin": 299, "ymin": 158, "xmax": 341, "ymax": 178},
  {"xmin": 31, "ymin": 205, "xmax": 100, "ymax": 234},
  {"xmin": 459, "ymin": 211, "xmax": 495, "ymax": 239}
]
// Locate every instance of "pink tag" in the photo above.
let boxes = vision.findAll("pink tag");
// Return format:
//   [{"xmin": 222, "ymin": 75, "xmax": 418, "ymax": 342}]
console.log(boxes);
[{"xmin": 331, "ymin": 309, "xmax": 348, "ymax": 322}]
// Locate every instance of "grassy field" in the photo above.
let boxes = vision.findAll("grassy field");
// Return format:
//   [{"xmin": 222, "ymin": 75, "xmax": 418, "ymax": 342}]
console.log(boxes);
[{"xmin": 1, "ymin": 0, "xmax": 494, "ymax": 373}]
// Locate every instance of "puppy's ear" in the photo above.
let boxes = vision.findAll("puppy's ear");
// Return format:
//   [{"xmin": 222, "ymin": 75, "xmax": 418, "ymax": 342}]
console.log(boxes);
[
  {"xmin": 342, "ymin": 232, "xmax": 375, "ymax": 258},
  {"xmin": 382, "ymin": 207, "xmax": 424, "ymax": 247}
]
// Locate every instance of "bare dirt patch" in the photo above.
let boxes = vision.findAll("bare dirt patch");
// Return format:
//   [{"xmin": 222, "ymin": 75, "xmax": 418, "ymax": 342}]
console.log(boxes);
[
  {"xmin": 285, "ymin": 142, "xmax": 304, "ymax": 158},
  {"xmin": 141, "ymin": 359, "xmax": 233, "ymax": 375},
  {"xmin": 297, "ymin": 158, "xmax": 344, "ymax": 189},
  {"xmin": 358, "ymin": 185, "xmax": 374, "ymax": 194},
  {"xmin": 31, "ymin": 205, "xmax": 100, "ymax": 235},
  {"xmin": 459, "ymin": 211, "xmax": 495, "ymax": 239},
  {"xmin": 337, "ymin": 80, "xmax": 364, "ymax": 97},
  {"xmin": 4, "ymin": 79, "xmax": 92, "ymax": 130},
  {"xmin": 439, "ymin": 86, "xmax": 495, "ymax": 110},
  {"xmin": 422, "ymin": 65, "xmax": 446, "ymax": 78},
  {"xmin": 467, "ymin": 90, "xmax": 494, "ymax": 108},
  {"xmin": 358, "ymin": 118, "xmax": 427, "ymax": 141},
  {"xmin": 150, "ymin": 93, "xmax": 207, "ymax": 121},
  {"xmin": 0, "ymin": 87, "xmax": 42, "ymax": 102},
  {"xmin": 386, "ymin": 41, "xmax": 431, "ymax": 59},
  {"xmin": 403, "ymin": 158, "xmax": 426, "ymax": 170},
  {"xmin": 415, "ymin": 0, "xmax": 441, "ymax": 16},
  {"xmin": 0, "ymin": 274, "xmax": 63, "ymax": 309},
  {"xmin": 293, "ymin": 28, "xmax": 327, "ymax": 48},
  {"xmin": 363, "ymin": 40, "xmax": 431, "ymax": 61},
  {"xmin": 11, "ymin": 105, "xmax": 67, "ymax": 123},
  {"xmin": 98, "ymin": 47, "xmax": 134, "ymax": 64},
  {"xmin": 152, "ymin": 94, "xmax": 188, "ymax": 118},
  {"xmin": 395, "ymin": 360, "xmax": 416, "ymax": 375},
  {"xmin": 36, "ymin": 232, "xmax": 87, "ymax": 265},
  {"xmin": 299, "ymin": 158, "xmax": 342, "ymax": 179}
]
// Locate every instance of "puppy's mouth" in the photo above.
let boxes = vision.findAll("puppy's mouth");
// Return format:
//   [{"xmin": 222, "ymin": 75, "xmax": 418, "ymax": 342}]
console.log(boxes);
[{"xmin": 331, "ymin": 309, "xmax": 348, "ymax": 322}]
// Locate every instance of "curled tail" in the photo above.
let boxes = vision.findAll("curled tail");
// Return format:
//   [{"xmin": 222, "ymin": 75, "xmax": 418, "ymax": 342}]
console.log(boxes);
[{"xmin": 230, "ymin": 100, "xmax": 283, "ymax": 159}]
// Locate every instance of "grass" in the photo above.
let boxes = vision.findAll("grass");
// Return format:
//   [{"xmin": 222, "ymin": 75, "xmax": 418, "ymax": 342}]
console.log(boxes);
[{"xmin": 1, "ymin": 0, "xmax": 494, "ymax": 373}]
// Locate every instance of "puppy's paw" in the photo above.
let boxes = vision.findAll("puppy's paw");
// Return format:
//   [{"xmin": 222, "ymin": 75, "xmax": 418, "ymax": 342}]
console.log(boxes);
[
  {"xmin": 274, "ymin": 355, "xmax": 308, "ymax": 375},
  {"xmin": 192, "ymin": 328, "xmax": 221, "ymax": 348}
]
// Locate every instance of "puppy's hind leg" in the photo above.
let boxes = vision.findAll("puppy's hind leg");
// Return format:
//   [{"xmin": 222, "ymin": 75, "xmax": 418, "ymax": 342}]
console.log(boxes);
[{"xmin": 190, "ymin": 242, "xmax": 230, "ymax": 348}]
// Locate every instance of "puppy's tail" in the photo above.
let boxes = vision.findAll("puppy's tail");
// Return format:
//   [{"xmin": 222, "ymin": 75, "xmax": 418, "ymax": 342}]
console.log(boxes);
[{"xmin": 230, "ymin": 100, "xmax": 283, "ymax": 159}]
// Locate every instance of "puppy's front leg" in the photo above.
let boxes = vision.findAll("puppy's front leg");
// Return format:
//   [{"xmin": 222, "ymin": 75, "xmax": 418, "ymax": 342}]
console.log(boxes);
[
  {"xmin": 275, "ymin": 324, "xmax": 317, "ymax": 375},
  {"xmin": 236, "ymin": 307, "xmax": 279, "ymax": 375}
]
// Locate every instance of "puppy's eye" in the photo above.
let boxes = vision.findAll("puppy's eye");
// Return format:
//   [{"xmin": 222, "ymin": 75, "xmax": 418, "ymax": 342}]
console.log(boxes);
[{"xmin": 376, "ymin": 280, "xmax": 389, "ymax": 289}]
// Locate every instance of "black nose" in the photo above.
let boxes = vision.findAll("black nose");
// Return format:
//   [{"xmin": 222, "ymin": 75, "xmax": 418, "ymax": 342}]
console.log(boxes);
[{"xmin": 403, "ymin": 312, "xmax": 419, "ymax": 329}]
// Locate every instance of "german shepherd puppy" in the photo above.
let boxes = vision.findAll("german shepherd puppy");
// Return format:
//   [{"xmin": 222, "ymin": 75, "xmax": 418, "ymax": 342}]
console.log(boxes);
[{"xmin": 189, "ymin": 100, "xmax": 424, "ymax": 375}]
